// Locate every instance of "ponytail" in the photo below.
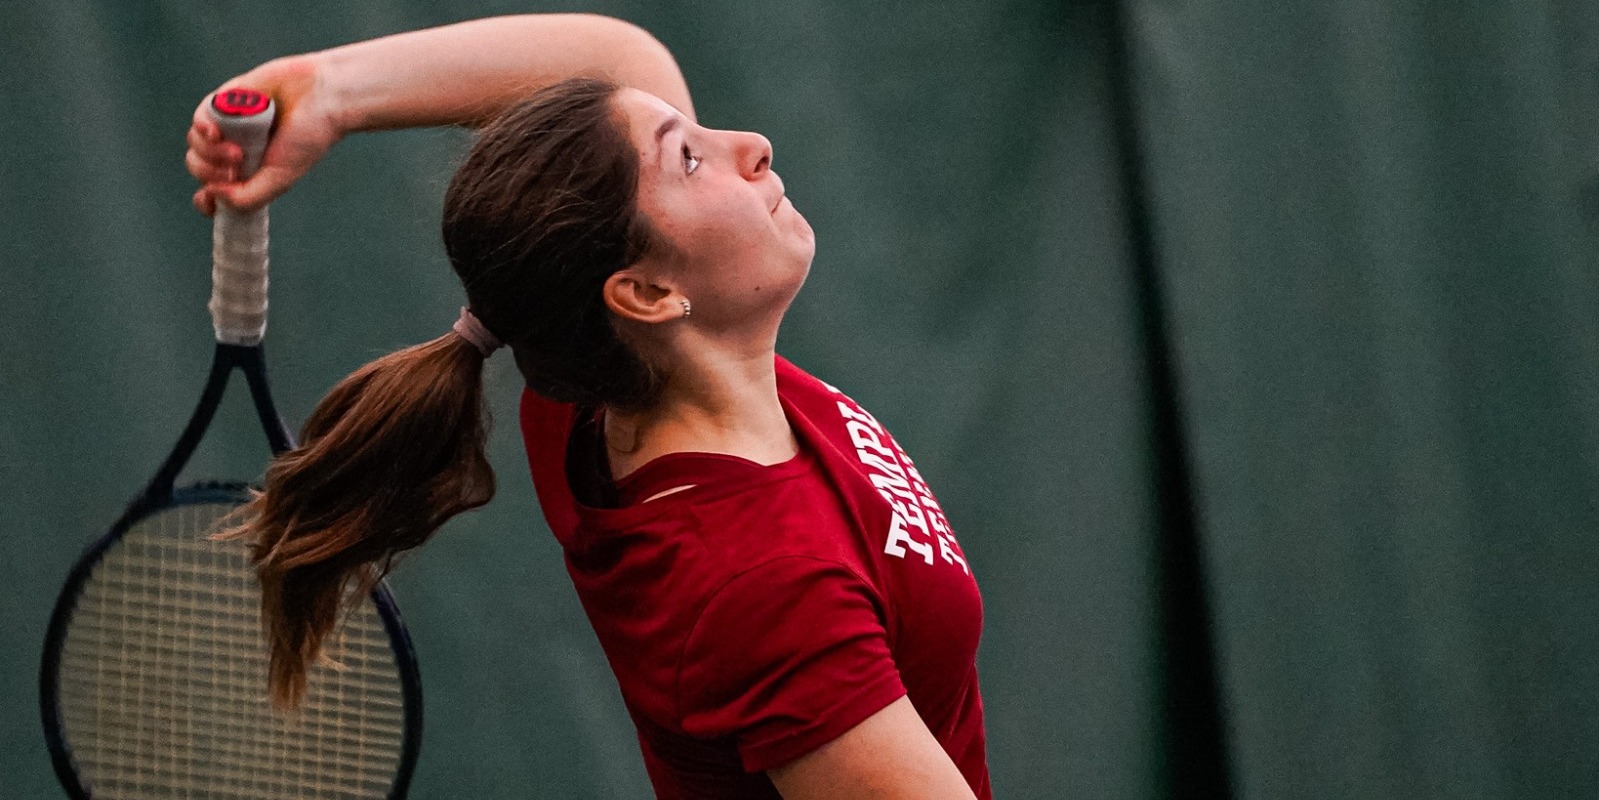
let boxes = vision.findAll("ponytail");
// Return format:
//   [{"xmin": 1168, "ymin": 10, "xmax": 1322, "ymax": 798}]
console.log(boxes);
[{"xmin": 221, "ymin": 332, "xmax": 495, "ymax": 710}]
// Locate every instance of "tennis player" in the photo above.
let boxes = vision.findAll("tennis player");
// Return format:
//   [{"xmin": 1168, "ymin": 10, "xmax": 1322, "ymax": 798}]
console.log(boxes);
[{"xmin": 186, "ymin": 14, "xmax": 988, "ymax": 800}]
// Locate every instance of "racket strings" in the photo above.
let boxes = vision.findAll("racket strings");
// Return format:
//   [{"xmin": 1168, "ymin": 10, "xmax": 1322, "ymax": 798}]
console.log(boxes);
[{"xmin": 57, "ymin": 500, "xmax": 406, "ymax": 798}]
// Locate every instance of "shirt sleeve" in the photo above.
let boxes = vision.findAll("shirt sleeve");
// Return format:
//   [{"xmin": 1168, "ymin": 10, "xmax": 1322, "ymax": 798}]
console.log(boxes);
[{"xmin": 676, "ymin": 556, "xmax": 908, "ymax": 773}]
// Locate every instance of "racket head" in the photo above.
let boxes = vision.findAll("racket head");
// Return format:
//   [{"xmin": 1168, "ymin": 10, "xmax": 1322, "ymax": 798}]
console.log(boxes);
[{"xmin": 40, "ymin": 482, "xmax": 423, "ymax": 799}]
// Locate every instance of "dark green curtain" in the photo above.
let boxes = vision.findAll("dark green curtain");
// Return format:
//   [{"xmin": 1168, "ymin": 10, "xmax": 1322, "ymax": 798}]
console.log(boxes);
[
  {"xmin": 2, "ymin": 1, "xmax": 1593, "ymax": 798},
  {"xmin": 1122, "ymin": 1, "xmax": 1599, "ymax": 797}
]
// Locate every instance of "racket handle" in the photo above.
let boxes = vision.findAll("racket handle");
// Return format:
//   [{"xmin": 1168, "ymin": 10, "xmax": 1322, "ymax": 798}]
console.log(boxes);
[{"xmin": 207, "ymin": 89, "xmax": 276, "ymax": 346}]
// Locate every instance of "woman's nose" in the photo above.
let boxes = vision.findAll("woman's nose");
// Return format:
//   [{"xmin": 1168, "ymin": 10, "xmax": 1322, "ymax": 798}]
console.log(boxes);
[{"xmin": 732, "ymin": 131, "xmax": 773, "ymax": 179}]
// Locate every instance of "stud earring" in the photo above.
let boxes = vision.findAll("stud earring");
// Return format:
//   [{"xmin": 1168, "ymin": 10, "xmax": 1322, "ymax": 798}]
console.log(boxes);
[{"xmin": 680, "ymin": 299, "xmax": 692, "ymax": 318}]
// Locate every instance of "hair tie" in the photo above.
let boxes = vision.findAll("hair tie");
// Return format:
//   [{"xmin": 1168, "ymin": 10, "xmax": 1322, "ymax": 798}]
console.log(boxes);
[{"xmin": 452, "ymin": 306, "xmax": 502, "ymax": 357}]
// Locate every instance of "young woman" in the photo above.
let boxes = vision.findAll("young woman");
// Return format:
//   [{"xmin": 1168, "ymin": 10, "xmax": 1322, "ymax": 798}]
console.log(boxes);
[{"xmin": 186, "ymin": 14, "xmax": 988, "ymax": 799}]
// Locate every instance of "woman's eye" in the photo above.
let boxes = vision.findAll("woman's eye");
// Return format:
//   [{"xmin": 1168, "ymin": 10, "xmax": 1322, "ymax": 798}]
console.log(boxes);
[{"xmin": 682, "ymin": 145, "xmax": 701, "ymax": 175}]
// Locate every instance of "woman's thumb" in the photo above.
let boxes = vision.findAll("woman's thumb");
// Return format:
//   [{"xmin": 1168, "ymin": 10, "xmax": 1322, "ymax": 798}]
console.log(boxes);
[{"xmin": 219, "ymin": 163, "xmax": 297, "ymax": 211}]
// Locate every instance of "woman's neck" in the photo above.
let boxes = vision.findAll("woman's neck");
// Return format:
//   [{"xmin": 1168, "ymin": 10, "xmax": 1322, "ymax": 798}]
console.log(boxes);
[{"xmin": 604, "ymin": 346, "xmax": 797, "ymax": 479}]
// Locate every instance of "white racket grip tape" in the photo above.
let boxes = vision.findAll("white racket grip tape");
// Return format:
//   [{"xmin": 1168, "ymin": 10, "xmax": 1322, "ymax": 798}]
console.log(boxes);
[{"xmin": 206, "ymin": 90, "xmax": 276, "ymax": 345}]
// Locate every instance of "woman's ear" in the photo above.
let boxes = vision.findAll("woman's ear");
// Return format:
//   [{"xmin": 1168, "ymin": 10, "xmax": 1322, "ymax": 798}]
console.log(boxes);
[{"xmin": 603, "ymin": 268, "xmax": 685, "ymax": 324}]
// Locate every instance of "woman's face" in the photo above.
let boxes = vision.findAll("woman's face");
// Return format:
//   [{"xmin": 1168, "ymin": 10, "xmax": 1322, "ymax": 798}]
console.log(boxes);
[{"xmin": 614, "ymin": 88, "xmax": 815, "ymax": 332}]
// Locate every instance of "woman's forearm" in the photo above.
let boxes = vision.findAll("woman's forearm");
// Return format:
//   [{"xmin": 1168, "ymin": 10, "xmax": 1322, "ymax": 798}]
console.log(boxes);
[
  {"xmin": 188, "ymin": 13, "xmax": 694, "ymax": 212},
  {"xmin": 312, "ymin": 13, "xmax": 694, "ymax": 133}
]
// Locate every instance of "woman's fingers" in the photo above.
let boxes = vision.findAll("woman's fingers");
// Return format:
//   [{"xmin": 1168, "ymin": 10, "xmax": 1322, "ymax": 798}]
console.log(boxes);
[
  {"xmin": 186, "ymin": 123, "xmax": 241, "ymax": 163},
  {"xmin": 185, "ymin": 125, "xmax": 242, "ymax": 189},
  {"xmin": 185, "ymin": 147, "xmax": 236, "ymax": 184},
  {"xmin": 186, "ymin": 119, "xmax": 298, "ymax": 212},
  {"xmin": 192, "ymin": 187, "xmax": 218, "ymax": 217},
  {"xmin": 215, "ymin": 163, "xmax": 296, "ymax": 211},
  {"xmin": 192, "ymin": 162, "xmax": 292, "ymax": 214}
]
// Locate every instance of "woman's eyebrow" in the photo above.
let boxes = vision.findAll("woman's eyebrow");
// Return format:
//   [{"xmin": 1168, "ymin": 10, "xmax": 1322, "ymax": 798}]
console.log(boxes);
[{"xmin": 653, "ymin": 116, "xmax": 682, "ymax": 168}]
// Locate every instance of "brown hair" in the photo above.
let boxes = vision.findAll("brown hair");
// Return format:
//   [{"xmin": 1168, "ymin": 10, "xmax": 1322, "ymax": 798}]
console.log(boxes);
[{"xmin": 225, "ymin": 77, "xmax": 662, "ymax": 709}]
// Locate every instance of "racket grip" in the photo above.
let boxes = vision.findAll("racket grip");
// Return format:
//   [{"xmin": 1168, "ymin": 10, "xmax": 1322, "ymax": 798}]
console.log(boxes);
[{"xmin": 207, "ymin": 89, "xmax": 276, "ymax": 346}]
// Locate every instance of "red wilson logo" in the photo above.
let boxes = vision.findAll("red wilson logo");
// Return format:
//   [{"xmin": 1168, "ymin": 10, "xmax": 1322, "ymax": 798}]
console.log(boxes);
[{"xmin": 212, "ymin": 89, "xmax": 270, "ymax": 117}]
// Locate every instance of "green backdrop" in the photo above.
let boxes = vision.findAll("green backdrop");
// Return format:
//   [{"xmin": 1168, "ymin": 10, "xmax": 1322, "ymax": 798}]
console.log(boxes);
[
  {"xmin": 1121, "ymin": 2, "xmax": 1599, "ymax": 797},
  {"xmin": 1, "ymin": 1, "xmax": 1593, "ymax": 798}
]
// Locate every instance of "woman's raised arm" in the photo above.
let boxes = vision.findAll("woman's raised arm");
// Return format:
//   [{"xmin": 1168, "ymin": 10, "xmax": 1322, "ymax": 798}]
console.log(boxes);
[{"xmin": 186, "ymin": 13, "xmax": 693, "ymax": 212}]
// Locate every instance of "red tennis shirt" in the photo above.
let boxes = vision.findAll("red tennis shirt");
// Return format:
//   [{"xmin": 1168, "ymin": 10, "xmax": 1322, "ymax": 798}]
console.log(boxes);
[{"xmin": 519, "ymin": 356, "xmax": 989, "ymax": 799}]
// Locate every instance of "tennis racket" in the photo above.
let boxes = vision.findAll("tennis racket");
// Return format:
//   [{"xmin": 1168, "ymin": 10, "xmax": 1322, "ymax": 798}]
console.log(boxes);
[{"xmin": 40, "ymin": 88, "xmax": 423, "ymax": 800}]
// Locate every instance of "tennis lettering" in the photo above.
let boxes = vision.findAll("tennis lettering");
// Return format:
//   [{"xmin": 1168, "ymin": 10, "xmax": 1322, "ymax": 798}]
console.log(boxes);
[{"xmin": 830, "ymin": 391, "xmax": 969, "ymax": 574}]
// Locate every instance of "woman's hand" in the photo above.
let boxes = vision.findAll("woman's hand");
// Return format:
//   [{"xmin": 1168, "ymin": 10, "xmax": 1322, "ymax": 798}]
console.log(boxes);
[{"xmin": 186, "ymin": 54, "xmax": 344, "ymax": 215}]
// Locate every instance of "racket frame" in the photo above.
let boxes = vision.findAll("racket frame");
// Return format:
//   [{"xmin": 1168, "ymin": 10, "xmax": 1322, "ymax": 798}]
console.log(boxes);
[{"xmin": 39, "ymin": 343, "xmax": 425, "ymax": 799}]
